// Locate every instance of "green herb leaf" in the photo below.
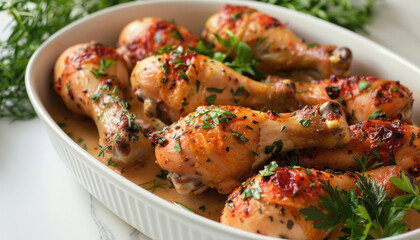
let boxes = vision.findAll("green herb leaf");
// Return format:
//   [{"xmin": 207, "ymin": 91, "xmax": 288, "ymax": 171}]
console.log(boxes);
[
  {"xmin": 174, "ymin": 140, "xmax": 181, "ymax": 153},
  {"xmin": 231, "ymin": 130, "xmax": 249, "ymax": 143},
  {"xmin": 369, "ymin": 109, "xmax": 386, "ymax": 120},
  {"xmin": 241, "ymin": 187, "xmax": 263, "ymax": 200},
  {"xmin": 207, "ymin": 87, "xmax": 225, "ymax": 93},
  {"xmin": 299, "ymin": 119, "xmax": 311, "ymax": 127},
  {"xmin": 259, "ymin": 161, "xmax": 279, "ymax": 177},
  {"xmin": 178, "ymin": 70, "xmax": 189, "ymax": 82},
  {"xmin": 206, "ymin": 95, "xmax": 217, "ymax": 105},
  {"xmin": 107, "ymin": 158, "xmax": 118, "ymax": 167},
  {"xmin": 196, "ymin": 80, "xmax": 201, "ymax": 93},
  {"xmin": 265, "ymin": 139, "xmax": 283, "ymax": 155},
  {"xmin": 358, "ymin": 80, "xmax": 371, "ymax": 91}
]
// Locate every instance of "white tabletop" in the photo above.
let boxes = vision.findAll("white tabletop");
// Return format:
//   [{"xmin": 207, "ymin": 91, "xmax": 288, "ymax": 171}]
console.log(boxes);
[{"xmin": 1, "ymin": 0, "xmax": 420, "ymax": 239}]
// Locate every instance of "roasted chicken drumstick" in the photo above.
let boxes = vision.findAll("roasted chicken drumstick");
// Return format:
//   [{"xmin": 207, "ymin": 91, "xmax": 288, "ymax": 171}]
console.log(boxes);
[
  {"xmin": 54, "ymin": 42, "xmax": 153, "ymax": 168},
  {"xmin": 118, "ymin": 17, "xmax": 198, "ymax": 69},
  {"xmin": 289, "ymin": 75, "xmax": 413, "ymax": 124},
  {"xmin": 150, "ymin": 101, "xmax": 350, "ymax": 194},
  {"xmin": 221, "ymin": 166, "xmax": 407, "ymax": 240},
  {"xmin": 202, "ymin": 4, "xmax": 352, "ymax": 78},
  {"xmin": 286, "ymin": 120, "xmax": 420, "ymax": 180},
  {"xmin": 131, "ymin": 46, "xmax": 298, "ymax": 124}
]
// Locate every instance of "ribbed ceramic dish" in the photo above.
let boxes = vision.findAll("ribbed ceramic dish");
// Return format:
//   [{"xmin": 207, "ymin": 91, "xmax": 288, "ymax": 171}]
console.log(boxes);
[{"xmin": 25, "ymin": 0, "xmax": 420, "ymax": 239}]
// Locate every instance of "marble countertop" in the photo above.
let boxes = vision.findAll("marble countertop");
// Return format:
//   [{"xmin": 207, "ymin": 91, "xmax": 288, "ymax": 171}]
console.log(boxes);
[{"xmin": 1, "ymin": 0, "xmax": 419, "ymax": 239}]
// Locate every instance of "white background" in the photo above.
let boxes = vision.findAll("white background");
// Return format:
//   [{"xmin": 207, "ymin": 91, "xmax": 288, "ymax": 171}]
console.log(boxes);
[{"xmin": 1, "ymin": 0, "xmax": 419, "ymax": 239}]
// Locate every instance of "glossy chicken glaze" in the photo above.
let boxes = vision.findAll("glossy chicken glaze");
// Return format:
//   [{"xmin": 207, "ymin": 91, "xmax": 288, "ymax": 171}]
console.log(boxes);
[
  {"xmin": 288, "ymin": 75, "xmax": 413, "ymax": 124},
  {"xmin": 202, "ymin": 4, "xmax": 352, "ymax": 78},
  {"xmin": 118, "ymin": 17, "xmax": 198, "ymax": 69},
  {"xmin": 131, "ymin": 46, "xmax": 298, "ymax": 124},
  {"xmin": 150, "ymin": 101, "xmax": 350, "ymax": 194},
  {"xmin": 221, "ymin": 166, "xmax": 406, "ymax": 240},
  {"xmin": 54, "ymin": 42, "xmax": 153, "ymax": 168},
  {"xmin": 284, "ymin": 120, "xmax": 420, "ymax": 180}
]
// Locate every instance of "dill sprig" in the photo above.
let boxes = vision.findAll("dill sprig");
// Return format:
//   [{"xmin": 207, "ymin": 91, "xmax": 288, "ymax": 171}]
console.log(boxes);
[{"xmin": 0, "ymin": 0, "xmax": 133, "ymax": 121}]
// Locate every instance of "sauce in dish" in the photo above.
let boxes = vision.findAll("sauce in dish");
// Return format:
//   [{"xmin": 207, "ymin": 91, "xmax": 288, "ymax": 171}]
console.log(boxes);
[{"xmin": 51, "ymin": 95, "xmax": 226, "ymax": 221}]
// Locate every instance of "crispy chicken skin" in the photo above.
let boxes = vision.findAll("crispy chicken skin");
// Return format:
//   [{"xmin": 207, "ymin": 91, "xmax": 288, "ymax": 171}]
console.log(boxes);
[
  {"xmin": 288, "ymin": 120, "xmax": 420, "ymax": 180},
  {"xmin": 221, "ymin": 166, "xmax": 406, "ymax": 240},
  {"xmin": 117, "ymin": 17, "xmax": 198, "ymax": 69},
  {"xmin": 150, "ymin": 101, "xmax": 350, "ymax": 194},
  {"xmin": 131, "ymin": 46, "xmax": 298, "ymax": 124},
  {"xmin": 286, "ymin": 75, "xmax": 413, "ymax": 124},
  {"xmin": 202, "ymin": 5, "xmax": 352, "ymax": 78},
  {"xmin": 54, "ymin": 42, "xmax": 153, "ymax": 168}
]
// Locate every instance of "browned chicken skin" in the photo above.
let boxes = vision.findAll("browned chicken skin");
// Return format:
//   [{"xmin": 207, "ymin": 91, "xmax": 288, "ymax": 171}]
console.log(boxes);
[
  {"xmin": 131, "ymin": 46, "xmax": 298, "ymax": 124},
  {"xmin": 286, "ymin": 75, "xmax": 413, "ymax": 124},
  {"xmin": 54, "ymin": 42, "xmax": 153, "ymax": 168},
  {"xmin": 221, "ymin": 166, "xmax": 407, "ymax": 240},
  {"xmin": 282, "ymin": 120, "xmax": 420, "ymax": 181},
  {"xmin": 150, "ymin": 101, "xmax": 350, "ymax": 194},
  {"xmin": 117, "ymin": 17, "xmax": 198, "ymax": 69},
  {"xmin": 202, "ymin": 4, "xmax": 352, "ymax": 78}
]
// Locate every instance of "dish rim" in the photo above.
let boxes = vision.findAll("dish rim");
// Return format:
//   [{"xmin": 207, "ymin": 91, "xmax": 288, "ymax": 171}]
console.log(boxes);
[{"xmin": 25, "ymin": 0, "xmax": 420, "ymax": 239}]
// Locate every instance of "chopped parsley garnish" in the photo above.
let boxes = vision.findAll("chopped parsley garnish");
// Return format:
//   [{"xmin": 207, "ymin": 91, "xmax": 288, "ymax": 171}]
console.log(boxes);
[
  {"xmin": 57, "ymin": 122, "xmax": 67, "ymax": 127},
  {"xmin": 410, "ymin": 132, "xmax": 415, "ymax": 147},
  {"xmin": 171, "ymin": 28, "xmax": 184, "ymax": 40},
  {"xmin": 90, "ymin": 58, "xmax": 115, "ymax": 78},
  {"xmin": 231, "ymin": 130, "xmax": 249, "ymax": 143},
  {"xmin": 231, "ymin": 12, "xmax": 242, "ymax": 20},
  {"xmin": 178, "ymin": 70, "xmax": 189, "ymax": 82},
  {"xmin": 199, "ymin": 205, "xmax": 206, "ymax": 213},
  {"xmin": 281, "ymin": 126, "xmax": 286, "ymax": 131},
  {"xmin": 245, "ymin": 125, "xmax": 254, "ymax": 130},
  {"xmin": 259, "ymin": 161, "xmax": 279, "ymax": 177},
  {"xmin": 391, "ymin": 87, "xmax": 398, "ymax": 92},
  {"xmin": 233, "ymin": 86, "xmax": 250, "ymax": 102},
  {"xmin": 196, "ymin": 80, "xmax": 201, "ymax": 93},
  {"xmin": 241, "ymin": 187, "xmax": 262, "ymax": 200},
  {"xmin": 205, "ymin": 95, "xmax": 217, "ymax": 105},
  {"xmin": 358, "ymin": 80, "xmax": 371, "ymax": 91},
  {"xmin": 174, "ymin": 140, "xmax": 181, "ymax": 153},
  {"xmin": 97, "ymin": 144, "xmax": 111, "ymax": 158},
  {"xmin": 107, "ymin": 158, "xmax": 118, "ymax": 167},
  {"xmin": 307, "ymin": 42, "xmax": 319, "ymax": 47},
  {"xmin": 299, "ymin": 119, "xmax": 311, "ymax": 127},
  {"xmin": 368, "ymin": 109, "xmax": 386, "ymax": 120},
  {"xmin": 265, "ymin": 139, "xmax": 283, "ymax": 155},
  {"xmin": 170, "ymin": 58, "xmax": 186, "ymax": 68},
  {"xmin": 297, "ymin": 90, "xmax": 309, "ymax": 94},
  {"xmin": 160, "ymin": 62, "xmax": 168, "ymax": 73},
  {"xmin": 66, "ymin": 82, "xmax": 71, "ymax": 94},
  {"xmin": 90, "ymin": 92, "xmax": 102, "ymax": 103},
  {"xmin": 207, "ymin": 87, "xmax": 225, "ymax": 93},
  {"xmin": 156, "ymin": 169, "xmax": 169, "ymax": 180},
  {"xmin": 309, "ymin": 182, "xmax": 316, "ymax": 187}
]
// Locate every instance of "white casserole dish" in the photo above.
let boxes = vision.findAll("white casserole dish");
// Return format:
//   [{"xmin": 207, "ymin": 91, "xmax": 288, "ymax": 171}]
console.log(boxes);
[{"xmin": 25, "ymin": 0, "xmax": 420, "ymax": 239}]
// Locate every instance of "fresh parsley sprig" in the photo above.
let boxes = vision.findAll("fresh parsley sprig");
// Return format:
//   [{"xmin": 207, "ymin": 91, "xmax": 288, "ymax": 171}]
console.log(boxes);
[
  {"xmin": 300, "ymin": 173, "xmax": 420, "ymax": 239},
  {"xmin": 0, "ymin": 0, "xmax": 133, "ymax": 121},
  {"xmin": 191, "ymin": 30, "xmax": 263, "ymax": 79},
  {"xmin": 255, "ymin": 0, "xmax": 378, "ymax": 33}
]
